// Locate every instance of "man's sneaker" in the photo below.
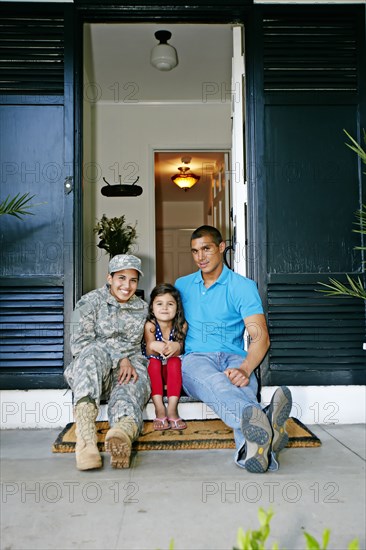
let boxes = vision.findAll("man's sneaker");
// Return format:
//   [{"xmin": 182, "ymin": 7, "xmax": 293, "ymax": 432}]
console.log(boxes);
[
  {"xmin": 267, "ymin": 386, "xmax": 292, "ymax": 454},
  {"xmin": 241, "ymin": 406, "xmax": 272, "ymax": 473}
]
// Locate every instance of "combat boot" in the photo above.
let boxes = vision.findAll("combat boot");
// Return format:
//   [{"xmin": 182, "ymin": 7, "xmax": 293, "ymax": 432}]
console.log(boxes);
[
  {"xmin": 74, "ymin": 401, "xmax": 102, "ymax": 471},
  {"xmin": 105, "ymin": 416, "xmax": 139, "ymax": 469}
]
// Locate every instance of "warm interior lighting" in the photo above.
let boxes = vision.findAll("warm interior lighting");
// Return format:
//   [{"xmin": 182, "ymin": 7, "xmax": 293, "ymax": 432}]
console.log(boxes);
[{"xmin": 171, "ymin": 158, "xmax": 200, "ymax": 191}]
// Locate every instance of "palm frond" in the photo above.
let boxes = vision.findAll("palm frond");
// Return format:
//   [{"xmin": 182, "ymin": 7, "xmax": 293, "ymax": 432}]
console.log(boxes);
[
  {"xmin": 344, "ymin": 129, "xmax": 366, "ymax": 168},
  {"xmin": 353, "ymin": 204, "xmax": 366, "ymax": 240},
  {"xmin": 318, "ymin": 131, "xmax": 366, "ymax": 302},
  {"xmin": 318, "ymin": 275, "xmax": 366, "ymax": 300},
  {"xmin": 0, "ymin": 192, "xmax": 36, "ymax": 219}
]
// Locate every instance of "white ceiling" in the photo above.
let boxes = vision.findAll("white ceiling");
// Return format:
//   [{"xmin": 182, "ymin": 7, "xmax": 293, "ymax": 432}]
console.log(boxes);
[
  {"xmin": 85, "ymin": 23, "xmax": 233, "ymax": 201},
  {"xmin": 86, "ymin": 23, "xmax": 233, "ymax": 102}
]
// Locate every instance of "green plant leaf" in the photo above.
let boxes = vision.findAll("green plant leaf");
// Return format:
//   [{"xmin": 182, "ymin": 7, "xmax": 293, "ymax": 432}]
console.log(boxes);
[
  {"xmin": 236, "ymin": 527, "xmax": 252, "ymax": 550},
  {"xmin": 0, "ymin": 192, "xmax": 37, "ymax": 219},
  {"xmin": 304, "ymin": 532, "xmax": 321, "ymax": 550},
  {"xmin": 258, "ymin": 507, "xmax": 268, "ymax": 527},
  {"xmin": 344, "ymin": 129, "xmax": 366, "ymax": 169},
  {"xmin": 235, "ymin": 527, "xmax": 245, "ymax": 548},
  {"xmin": 316, "ymin": 160, "xmax": 365, "ymax": 301},
  {"xmin": 318, "ymin": 276, "xmax": 366, "ymax": 301},
  {"xmin": 353, "ymin": 204, "xmax": 366, "ymax": 243},
  {"xmin": 347, "ymin": 539, "xmax": 360, "ymax": 550},
  {"xmin": 250, "ymin": 530, "xmax": 262, "ymax": 546},
  {"xmin": 321, "ymin": 529, "xmax": 330, "ymax": 549},
  {"xmin": 93, "ymin": 214, "xmax": 138, "ymax": 256},
  {"xmin": 164, "ymin": 507, "xmax": 361, "ymax": 550}
]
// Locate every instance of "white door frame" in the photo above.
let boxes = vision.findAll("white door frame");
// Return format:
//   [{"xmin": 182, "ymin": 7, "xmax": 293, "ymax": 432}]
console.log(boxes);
[
  {"xmin": 151, "ymin": 146, "xmax": 231, "ymax": 285},
  {"xmin": 231, "ymin": 24, "xmax": 247, "ymax": 276}
]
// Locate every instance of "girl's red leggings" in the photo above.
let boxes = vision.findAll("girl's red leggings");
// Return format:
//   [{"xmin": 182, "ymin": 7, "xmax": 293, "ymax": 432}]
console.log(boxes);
[{"xmin": 147, "ymin": 356, "xmax": 182, "ymax": 397}]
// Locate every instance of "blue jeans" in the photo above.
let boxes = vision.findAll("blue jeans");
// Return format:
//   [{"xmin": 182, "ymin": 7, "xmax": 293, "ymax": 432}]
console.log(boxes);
[{"xmin": 181, "ymin": 352, "xmax": 279, "ymax": 471}]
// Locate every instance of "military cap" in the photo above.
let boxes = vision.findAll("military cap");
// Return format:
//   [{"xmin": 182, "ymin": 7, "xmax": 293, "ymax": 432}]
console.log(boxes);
[{"xmin": 108, "ymin": 254, "xmax": 144, "ymax": 276}]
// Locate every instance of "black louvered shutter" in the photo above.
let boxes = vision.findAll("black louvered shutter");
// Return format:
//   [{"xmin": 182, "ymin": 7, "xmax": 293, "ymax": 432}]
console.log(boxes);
[
  {"xmin": 0, "ymin": 6, "xmax": 74, "ymax": 389},
  {"xmin": 267, "ymin": 280, "xmax": 365, "ymax": 385},
  {"xmin": 0, "ymin": 14, "xmax": 64, "ymax": 94},
  {"xmin": 258, "ymin": 7, "xmax": 366, "ymax": 385},
  {"xmin": 0, "ymin": 287, "xmax": 64, "ymax": 372},
  {"xmin": 263, "ymin": 13, "xmax": 358, "ymax": 92}
]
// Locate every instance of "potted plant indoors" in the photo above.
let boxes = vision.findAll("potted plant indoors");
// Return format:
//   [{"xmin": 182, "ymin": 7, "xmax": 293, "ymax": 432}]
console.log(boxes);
[{"xmin": 93, "ymin": 214, "xmax": 138, "ymax": 258}]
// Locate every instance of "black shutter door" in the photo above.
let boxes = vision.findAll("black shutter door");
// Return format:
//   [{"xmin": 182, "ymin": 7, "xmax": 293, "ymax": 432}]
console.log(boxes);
[
  {"xmin": 0, "ymin": 8, "xmax": 74, "ymax": 389},
  {"xmin": 255, "ymin": 7, "xmax": 366, "ymax": 385}
]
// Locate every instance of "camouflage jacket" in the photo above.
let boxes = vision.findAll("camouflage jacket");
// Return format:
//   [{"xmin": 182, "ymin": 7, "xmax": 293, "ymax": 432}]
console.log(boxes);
[{"xmin": 70, "ymin": 284, "xmax": 148, "ymax": 369}]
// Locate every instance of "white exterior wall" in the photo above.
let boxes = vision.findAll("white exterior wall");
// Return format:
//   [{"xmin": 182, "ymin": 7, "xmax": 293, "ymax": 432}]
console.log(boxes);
[{"xmin": 83, "ymin": 101, "xmax": 231, "ymax": 295}]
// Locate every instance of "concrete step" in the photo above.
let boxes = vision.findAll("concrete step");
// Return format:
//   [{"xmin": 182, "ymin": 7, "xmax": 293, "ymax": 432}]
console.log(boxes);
[
  {"xmin": 100, "ymin": 395, "xmax": 215, "ymax": 422},
  {"xmin": 1, "ymin": 386, "xmax": 364, "ymax": 429}
]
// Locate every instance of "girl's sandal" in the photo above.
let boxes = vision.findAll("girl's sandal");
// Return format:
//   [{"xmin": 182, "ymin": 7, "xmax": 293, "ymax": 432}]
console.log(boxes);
[
  {"xmin": 153, "ymin": 417, "xmax": 170, "ymax": 431},
  {"xmin": 168, "ymin": 417, "xmax": 187, "ymax": 430}
]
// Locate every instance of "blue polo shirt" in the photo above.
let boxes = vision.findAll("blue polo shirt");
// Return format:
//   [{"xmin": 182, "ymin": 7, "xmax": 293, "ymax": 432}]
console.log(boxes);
[{"xmin": 175, "ymin": 265, "xmax": 264, "ymax": 357}]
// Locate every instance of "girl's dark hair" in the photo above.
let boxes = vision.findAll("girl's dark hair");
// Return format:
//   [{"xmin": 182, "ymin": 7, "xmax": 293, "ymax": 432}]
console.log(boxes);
[{"xmin": 147, "ymin": 283, "xmax": 186, "ymax": 344}]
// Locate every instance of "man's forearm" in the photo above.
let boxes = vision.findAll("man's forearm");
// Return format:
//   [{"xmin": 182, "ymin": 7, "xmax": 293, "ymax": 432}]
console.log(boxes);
[{"xmin": 240, "ymin": 336, "xmax": 270, "ymax": 376}]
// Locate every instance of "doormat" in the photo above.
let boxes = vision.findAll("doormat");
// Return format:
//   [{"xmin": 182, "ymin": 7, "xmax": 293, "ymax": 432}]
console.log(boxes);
[{"xmin": 52, "ymin": 417, "xmax": 321, "ymax": 453}]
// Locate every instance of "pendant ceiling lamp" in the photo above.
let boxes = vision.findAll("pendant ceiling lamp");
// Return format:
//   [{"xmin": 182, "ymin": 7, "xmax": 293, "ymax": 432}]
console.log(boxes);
[
  {"xmin": 151, "ymin": 30, "xmax": 178, "ymax": 71},
  {"xmin": 171, "ymin": 157, "xmax": 200, "ymax": 192}
]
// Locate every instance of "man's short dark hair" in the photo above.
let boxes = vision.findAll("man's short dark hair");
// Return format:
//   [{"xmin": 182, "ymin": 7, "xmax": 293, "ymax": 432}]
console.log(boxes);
[{"xmin": 190, "ymin": 225, "xmax": 223, "ymax": 246}]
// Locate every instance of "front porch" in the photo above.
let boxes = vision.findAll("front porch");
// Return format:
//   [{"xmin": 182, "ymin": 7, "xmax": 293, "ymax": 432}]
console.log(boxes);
[{"xmin": 1, "ymin": 422, "xmax": 365, "ymax": 549}]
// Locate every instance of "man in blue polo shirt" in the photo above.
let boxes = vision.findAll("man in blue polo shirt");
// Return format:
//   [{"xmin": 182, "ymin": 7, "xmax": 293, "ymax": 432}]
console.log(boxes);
[{"xmin": 175, "ymin": 225, "xmax": 292, "ymax": 473}]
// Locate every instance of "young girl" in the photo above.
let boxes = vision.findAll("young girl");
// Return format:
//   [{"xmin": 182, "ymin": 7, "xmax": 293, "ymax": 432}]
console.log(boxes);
[{"xmin": 144, "ymin": 283, "xmax": 187, "ymax": 431}]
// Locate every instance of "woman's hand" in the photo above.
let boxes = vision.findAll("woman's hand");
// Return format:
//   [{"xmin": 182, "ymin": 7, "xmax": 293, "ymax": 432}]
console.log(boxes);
[
  {"xmin": 224, "ymin": 367, "xmax": 250, "ymax": 387},
  {"xmin": 118, "ymin": 358, "xmax": 138, "ymax": 384}
]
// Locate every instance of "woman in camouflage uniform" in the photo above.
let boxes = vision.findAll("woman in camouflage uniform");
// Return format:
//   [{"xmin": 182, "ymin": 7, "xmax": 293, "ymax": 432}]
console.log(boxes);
[{"xmin": 64, "ymin": 254, "xmax": 150, "ymax": 470}]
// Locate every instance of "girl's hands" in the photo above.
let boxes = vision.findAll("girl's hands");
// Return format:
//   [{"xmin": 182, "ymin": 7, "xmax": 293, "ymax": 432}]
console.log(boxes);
[
  {"xmin": 149, "ymin": 341, "xmax": 167, "ymax": 355},
  {"xmin": 160, "ymin": 340, "xmax": 181, "ymax": 358},
  {"xmin": 149, "ymin": 340, "xmax": 181, "ymax": 359},
  {"xmin": 118, "ymin": 357, "xmax": 138, "ymax": 384}
]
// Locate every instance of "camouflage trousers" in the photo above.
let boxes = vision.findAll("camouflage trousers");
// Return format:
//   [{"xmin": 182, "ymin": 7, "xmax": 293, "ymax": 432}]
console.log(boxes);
[{"xmin": 64, "ymin": 344, "xmax": 151, "ymax": 430}]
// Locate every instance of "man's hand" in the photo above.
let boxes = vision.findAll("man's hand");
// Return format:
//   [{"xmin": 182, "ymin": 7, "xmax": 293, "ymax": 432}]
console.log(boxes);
[
  {"xmin": 224, "ymin": 367, "xmax": 250, "ymax": 387},
  {"xmin": 224, "ymin": 314, "xmax": 270, "ymax": 388},
  {"xmin": 118, "ymin": 358, "xmax": 138, "ymax": 384}
]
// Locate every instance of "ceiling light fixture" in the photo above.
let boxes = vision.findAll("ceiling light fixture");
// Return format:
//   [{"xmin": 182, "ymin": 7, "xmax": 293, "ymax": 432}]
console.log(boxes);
[
  {"xmin": 171, "ymin": 157, "xmax": 200, "ymax": 191},
  {"xmin": 151, "ymin": 30, "xmax": 178, "ymax": 71}
]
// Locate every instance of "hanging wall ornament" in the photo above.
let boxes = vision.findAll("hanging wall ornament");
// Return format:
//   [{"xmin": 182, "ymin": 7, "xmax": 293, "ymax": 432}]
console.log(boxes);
[{"xmin": 101, "ymin": 175, "xmax": 143, "ymax": 197}]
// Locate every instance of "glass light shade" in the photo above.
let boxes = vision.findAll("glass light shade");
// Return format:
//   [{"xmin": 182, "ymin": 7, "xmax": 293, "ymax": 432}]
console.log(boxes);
[
  {"xmin": 171, "ymin": 169, "xmax": 200, "ymax": 191},
  {"xmin": 150, "ymin": 44, "xmax": 178, "ymax": 71}
]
